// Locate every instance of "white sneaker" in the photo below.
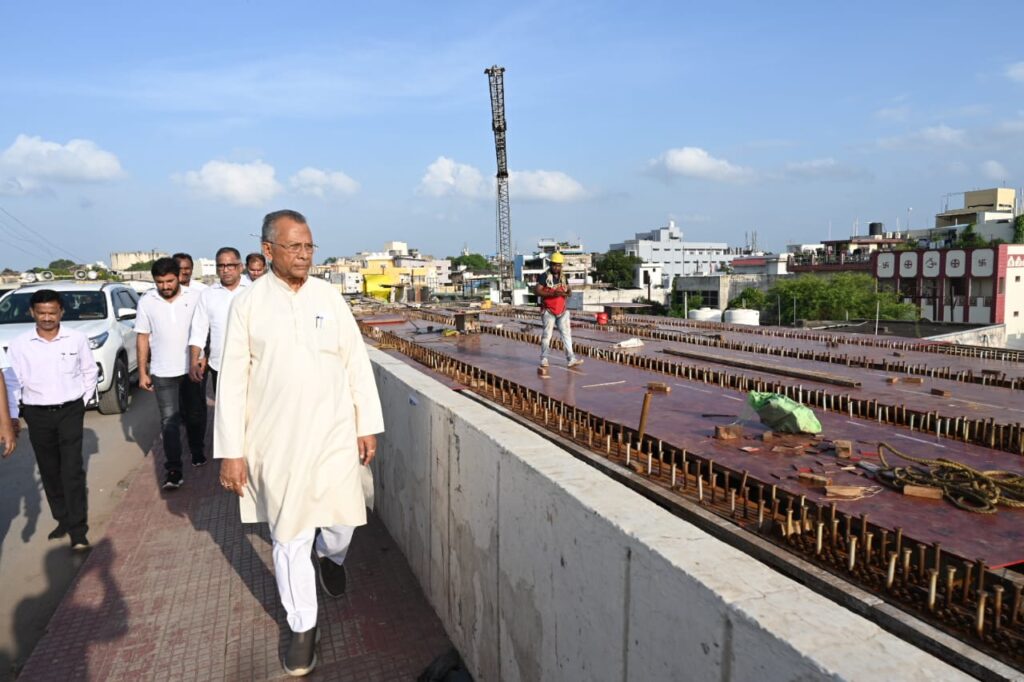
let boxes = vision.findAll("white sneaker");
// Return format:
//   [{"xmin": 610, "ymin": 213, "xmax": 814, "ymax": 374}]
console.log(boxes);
[
  {"xmin": 540, "ymin": 358, "xmax": 549, "ymax": 367},
  {"xmin": 567, "ymin": 358, "xmax": 584, "ymax": 368}
]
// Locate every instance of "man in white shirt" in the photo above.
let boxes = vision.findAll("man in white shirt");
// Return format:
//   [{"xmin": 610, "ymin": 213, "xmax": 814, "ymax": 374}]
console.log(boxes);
[
  {"xmin": 216, "ymin": 210, "xmax": 383, "ymax": 677},
  {"xmin": 174, "ymin": 252, "xmax": 208, "ymax": 292},
  {"xmin": 245, "ymin": 252, "xmax": 267, "ymax": 281},
  {"xmin": 189, "ymin": 246, "xmax": 249, "ymax": 394},
  {"xmin": 137, "ymin": 257, "xmax": 206, "ymax": 490},
  {"xmin": 0, "ymin": 349, "xmax": 18, "ymax": 457},
  {"xmin": 6, "ymin": 289, "xmax": 99, "ymax": 550}
]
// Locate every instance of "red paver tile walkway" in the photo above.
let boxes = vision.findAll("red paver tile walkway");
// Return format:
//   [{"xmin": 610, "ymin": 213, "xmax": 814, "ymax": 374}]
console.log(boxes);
[{"xmin": 18, "ymin": 445, "xmax": 453, "ymax": 681}]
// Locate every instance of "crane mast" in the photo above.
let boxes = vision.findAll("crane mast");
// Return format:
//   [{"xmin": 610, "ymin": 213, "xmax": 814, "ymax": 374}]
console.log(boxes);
[{"xmin": 485, "ymin": 65, "xmax": 513, "ymax": 303}]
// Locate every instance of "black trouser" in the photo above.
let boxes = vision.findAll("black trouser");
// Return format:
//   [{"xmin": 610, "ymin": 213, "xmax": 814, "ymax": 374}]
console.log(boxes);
[
  {"xmin": 152, "ymin": 374, "xmax": 207, "ymax": 471},
  {"xmin": 22, "ymin": 400, "xmax": 88, "ymax": 541},
  {"xmin": 208, "ymin": 368, "xmax": 218, "ymax": 396}
]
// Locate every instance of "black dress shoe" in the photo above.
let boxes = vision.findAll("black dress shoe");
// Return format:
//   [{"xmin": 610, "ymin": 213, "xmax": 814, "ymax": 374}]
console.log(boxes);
[
  {"xmin": 48, "ymin": 524, "xmax": 68, "ymax": 540},
  {"xmin": 317, "ymin": 556, "xmax": 347, "ymax": 598},
  {"xmin": 283, "ymin": 625, "xmax": 319, "ymax": 677},
  {"xmin": 70, "ymin": 536, "xmax": 90, "ymax": 551}
]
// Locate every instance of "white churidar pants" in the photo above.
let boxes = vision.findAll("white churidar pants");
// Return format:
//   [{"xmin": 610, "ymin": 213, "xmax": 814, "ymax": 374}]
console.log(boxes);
[{"xmin": 272, "ymin": 525, "xmax": 355, "ymax": 633}]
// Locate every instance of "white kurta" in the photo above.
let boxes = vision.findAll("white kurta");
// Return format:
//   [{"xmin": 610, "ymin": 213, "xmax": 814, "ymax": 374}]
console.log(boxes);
[{"xmin": 214, "ymin": 272, "xmax": 384, "ymax": 543}]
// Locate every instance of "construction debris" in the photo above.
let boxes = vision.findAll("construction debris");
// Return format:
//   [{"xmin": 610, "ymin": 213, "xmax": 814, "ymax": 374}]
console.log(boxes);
[
  {"xmin": 833, "ymin": 439, "xmax": 853, "ymax": 459},
  {"xmin": 714, "ymin": 424, "xmax": 743, "ymax": 440}
]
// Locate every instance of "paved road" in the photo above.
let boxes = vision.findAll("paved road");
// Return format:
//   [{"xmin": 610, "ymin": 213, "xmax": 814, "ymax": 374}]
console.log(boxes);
[{"xmin": 0, "ymin": 389, "xmax": 160, "ymax": 679}]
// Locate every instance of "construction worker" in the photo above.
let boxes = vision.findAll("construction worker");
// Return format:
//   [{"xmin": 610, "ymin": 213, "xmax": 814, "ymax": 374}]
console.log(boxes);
[{"xmin": 535, "ymin": 251, "xmax": 582, "ymax": 369}]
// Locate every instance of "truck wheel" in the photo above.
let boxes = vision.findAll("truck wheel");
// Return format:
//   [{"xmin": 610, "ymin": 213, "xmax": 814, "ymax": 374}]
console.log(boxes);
[{"xmin": 98, "ymin": 356, "xmax": 130, "ymax": 414}]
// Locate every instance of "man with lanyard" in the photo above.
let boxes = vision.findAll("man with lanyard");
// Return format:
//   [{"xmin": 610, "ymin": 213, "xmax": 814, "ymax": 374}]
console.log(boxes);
[
  {"xmin": 137, "ymin": 257, "xmax": 206, "ymax": 489},
  {"xmin": 216, "ymin": 209, "xmax": 384, "ymax": 677},
  {"xmin": 6, "ymin": 289, "xmax": 98, "ymax": 549},
  {"xmin": 188, "ymin": 246, "xmax": 249, "ymax": 394},
  {"xmin": 535, "ymin": 251, "xmax": 583, "ymax": 369}
]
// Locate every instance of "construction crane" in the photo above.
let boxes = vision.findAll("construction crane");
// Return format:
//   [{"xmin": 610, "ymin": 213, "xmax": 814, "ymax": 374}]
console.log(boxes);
[{"xmin": 485, "ymin": 65, "xmax": 513, "ymax": 303}]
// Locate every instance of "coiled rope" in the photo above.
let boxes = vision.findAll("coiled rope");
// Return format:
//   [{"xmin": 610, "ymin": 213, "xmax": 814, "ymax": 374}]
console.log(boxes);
[{"xmin": 877, "ymin": 442, "xmax": 1024, "ymax": 514}]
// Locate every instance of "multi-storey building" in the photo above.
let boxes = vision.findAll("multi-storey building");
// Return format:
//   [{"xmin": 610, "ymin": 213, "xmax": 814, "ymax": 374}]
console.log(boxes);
[
  {"xmin": 873, "ymin": 244, "xmax": 1024, "ymax": 337},
  {"xmin": 610, "ymin": 220, "xmax": 742, "ymax": 287},
  {"xmin": 514, "ymin": 239, "xmax": 591, "ymax": 289},
  {"xmin": 110, "ymin": 250, "xmax": 168, "ymax": 272}
]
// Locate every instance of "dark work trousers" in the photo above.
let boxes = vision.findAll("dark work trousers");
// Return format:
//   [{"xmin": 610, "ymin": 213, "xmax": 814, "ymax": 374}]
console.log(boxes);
[
  {"xmin": 22, "ymin": 400, "xmax": 88, "ymax": 541},
  {"xmin": 152, "ymin": 374, "xmax": 207, "ymax": 471},
  {"xmin": 208, "ymin": 368, "xmax": 218, "ymax": 397}
]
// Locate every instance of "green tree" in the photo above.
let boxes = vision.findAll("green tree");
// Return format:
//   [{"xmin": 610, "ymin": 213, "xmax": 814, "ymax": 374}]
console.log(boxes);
[
  {"xmin": 764, "ymin": 273, "xmax": 916, "ymax": 324},
  {"xmin": 1014, "ymin": 215, "xmax": 1024, "ymax": 244},
  {"xmin": 451, "ymin": 253, "xmax": 491, "ymax": 271},
  {"xmin": 48, "ymin": 258, "xmax": 76, "ymax": 270},
  {"xmin": 322, "ymin": 256, "xmax": 338, "ymax": 265},
  {"xmin": 954, "ymin": 223, "xmax": 987, "ymax": 248},
  {"xmin": 127, "ymin": 260, "xmax": 156, "ymax": 272},
  {"xmin": 594, "ymin": 250, "xmax": 642, "ymax": 288},
  {"xmin": 727, "ymin": 287, "xmax": 767, "ymax": 311}
]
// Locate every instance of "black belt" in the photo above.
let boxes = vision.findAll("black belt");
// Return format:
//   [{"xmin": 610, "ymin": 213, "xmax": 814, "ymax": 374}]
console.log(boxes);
[{"xmin": 24, "ymin": 399, "xmax": 80, "ymax": 411}]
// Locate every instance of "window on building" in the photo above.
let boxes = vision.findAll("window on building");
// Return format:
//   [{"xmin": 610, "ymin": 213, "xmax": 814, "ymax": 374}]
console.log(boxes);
[{"xmin": 1016, "ymin": 275, "xmax": 1021, "ymax": 283}]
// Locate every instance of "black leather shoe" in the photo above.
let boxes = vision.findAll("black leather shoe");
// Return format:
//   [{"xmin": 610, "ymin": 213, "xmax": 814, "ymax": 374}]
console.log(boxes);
[
  {"xmin": 317, "ymin": 556, "xmax": 347, "ymax": 598},
  {"xmin": 283, "ymin": 625, "xmax": 319, "ymax": 677},
  {"xmin": 48, "ymin": 524, "xmax": 68, "ymax": 540}
]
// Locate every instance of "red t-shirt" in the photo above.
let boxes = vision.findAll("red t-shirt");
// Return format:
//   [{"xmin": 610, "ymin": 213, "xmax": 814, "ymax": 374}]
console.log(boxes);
[{"xmin": 539, "ymin": 270, "xmax": 568, "ymax": 315}]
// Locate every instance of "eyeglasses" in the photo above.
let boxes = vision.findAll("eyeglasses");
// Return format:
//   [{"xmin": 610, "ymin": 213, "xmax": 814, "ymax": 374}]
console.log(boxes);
[
  {"xmin": 265, "ymin": 240, "xmax": 318, "ymax": 255},
  {"xmin": 216, "ymin": 263, "xmax": 242, "ymax": 269}
]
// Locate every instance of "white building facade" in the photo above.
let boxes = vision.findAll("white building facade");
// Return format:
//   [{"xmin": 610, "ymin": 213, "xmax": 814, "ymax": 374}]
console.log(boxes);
[{"xmin": 610, "ymin": 220, "xmax": 743, "ymax": 287}]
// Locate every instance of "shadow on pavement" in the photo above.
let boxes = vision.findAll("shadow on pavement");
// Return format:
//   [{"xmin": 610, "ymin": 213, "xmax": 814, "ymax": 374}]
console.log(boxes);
[
  {"xmin": 117, "ymin": 389, "xmax": 159, "ymax": 458},
  {"xmin": 10, "ymin": 540, "xmax": 126, "ymax": 680},
  {"xmin": 149, "ymin": 387, "xmax": 283, "ymax": 627},
  {"xmin": 0, "ymin": 434, "xmax": 41, "ymax": 563}
]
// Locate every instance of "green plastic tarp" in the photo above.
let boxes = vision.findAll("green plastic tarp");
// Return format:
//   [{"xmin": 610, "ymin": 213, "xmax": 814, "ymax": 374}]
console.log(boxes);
[{"xmin": 747, "ymin": 391, "xmax": 822, "ymax": 435}]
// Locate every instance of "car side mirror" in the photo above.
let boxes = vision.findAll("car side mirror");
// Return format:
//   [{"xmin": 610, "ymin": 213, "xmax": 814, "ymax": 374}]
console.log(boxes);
[{"xmin": 117, "ymin": 308, "xmax": 137, "ymax": 320}]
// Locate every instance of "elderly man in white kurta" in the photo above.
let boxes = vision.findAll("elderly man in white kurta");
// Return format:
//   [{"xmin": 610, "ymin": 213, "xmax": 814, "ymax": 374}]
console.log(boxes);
[{"xmin": 214, "ymin": 209, "xmax": 383, "ymax": 678}]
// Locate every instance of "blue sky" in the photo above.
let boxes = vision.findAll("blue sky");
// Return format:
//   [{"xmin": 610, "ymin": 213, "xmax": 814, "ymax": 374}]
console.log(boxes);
[{"xmin": 1, "ymin": 1, "xmax": 1024, "ymax": 269}]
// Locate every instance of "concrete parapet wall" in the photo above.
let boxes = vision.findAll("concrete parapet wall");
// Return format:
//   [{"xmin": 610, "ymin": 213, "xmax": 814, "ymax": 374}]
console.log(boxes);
[{"xmin": 367, "ymin": 348, "xmax": 968, "ymax": 681}]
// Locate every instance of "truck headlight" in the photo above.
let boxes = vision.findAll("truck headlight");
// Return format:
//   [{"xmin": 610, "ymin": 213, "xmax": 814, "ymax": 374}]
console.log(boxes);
[{"xmin": 89, "ymin": 332, "xmax": 109, "ymax": 349}]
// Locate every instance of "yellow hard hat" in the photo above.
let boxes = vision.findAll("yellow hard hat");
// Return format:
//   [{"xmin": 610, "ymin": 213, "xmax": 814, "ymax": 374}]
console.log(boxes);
[{"xmin": 550, "ymin": 251, "xmax": 565, "ymax": 264}]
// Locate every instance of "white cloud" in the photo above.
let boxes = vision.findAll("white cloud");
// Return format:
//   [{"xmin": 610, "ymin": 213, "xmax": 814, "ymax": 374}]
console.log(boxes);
[
  {"xmin": 417, "ymin": 156, "xmax": 586, "ymax": 202},
  {"xmin": 783, "ymin": 158, "xmax": 873, "ymax": 182},
  {"xmin": 509, "ymin": 170, "xmax": 586, "ymax": 201},
  {"xmin": 177, "ymin": 159, "xmax": 282, "ymax": 206},
  {"xmin": 981, "ymin": 160, "xmax": 1008, "ymax": 181},
  {"xmin": 1007, "ymin": 62, "xmax": 1024, "ymax": 83},
  {"xmin": 878, "ymin": 125, "xmax": 967, "ymax": 149},
  {"xmin": 417, "ymin": 156, "xmax": 489, "ymax": 199},
  {"xmin": 288, "ymin": 167, "xmax": 360, "ymax": 198},
  {"xmin": 0, "ymin": 134, "xmax": 123, "ymax": 194},
  {"xmin": 650, "ymin": 147, "xmax": 753, "ymax": 182},
  {"xmin": 874, "ymin": 105, "xmax": 910, "ymax": 122},
  {"xmin": 995, "ymin": 118, "xmax": 1024, "ymax": 135}
]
